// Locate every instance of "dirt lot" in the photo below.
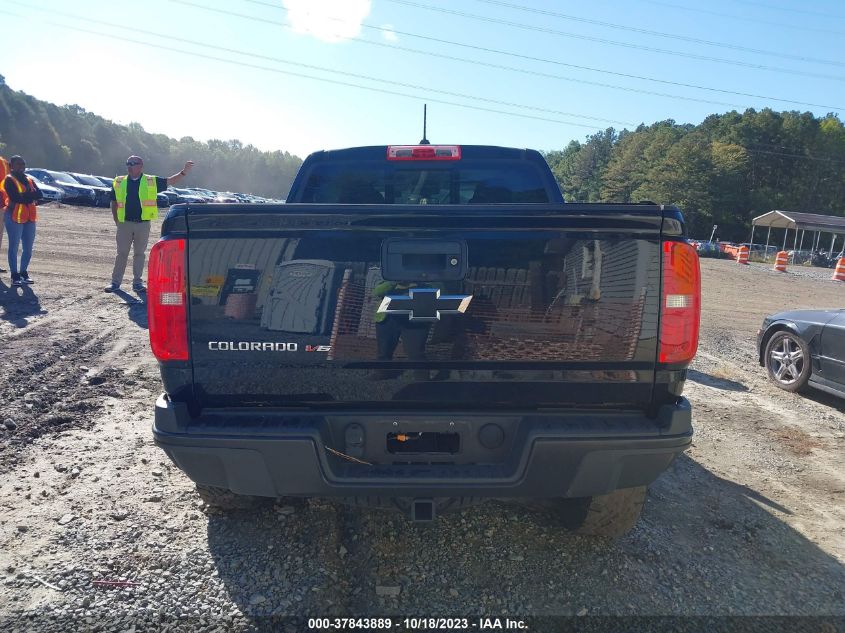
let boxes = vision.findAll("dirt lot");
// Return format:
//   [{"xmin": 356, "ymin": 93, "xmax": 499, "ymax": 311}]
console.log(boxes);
[{"xmin": 0, "ymin": 204, "xmax": 843, "ymax": 630}]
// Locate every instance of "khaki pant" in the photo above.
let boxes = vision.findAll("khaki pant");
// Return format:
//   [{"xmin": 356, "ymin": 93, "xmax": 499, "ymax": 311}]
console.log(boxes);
[{"xmin": 111, "ymin": 221, "xmax": 151, "ymax": 286}]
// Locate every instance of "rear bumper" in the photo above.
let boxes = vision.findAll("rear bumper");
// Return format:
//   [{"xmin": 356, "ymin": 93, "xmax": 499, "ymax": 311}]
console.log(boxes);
[{"xmin": 153, "ymin": 395, "xmax": 692, "ymax": 499}]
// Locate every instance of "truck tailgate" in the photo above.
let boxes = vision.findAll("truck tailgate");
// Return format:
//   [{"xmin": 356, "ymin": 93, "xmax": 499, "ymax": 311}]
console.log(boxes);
[{"xmin": 182, "ymin": 204, "xmax": 664, "ymax": 410}]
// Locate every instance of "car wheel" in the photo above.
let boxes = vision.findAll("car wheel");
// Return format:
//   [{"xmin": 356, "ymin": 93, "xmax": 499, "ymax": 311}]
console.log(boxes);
[{"xmin": 764, "ymin": 331, "xmax": 811, "ymax": 392}]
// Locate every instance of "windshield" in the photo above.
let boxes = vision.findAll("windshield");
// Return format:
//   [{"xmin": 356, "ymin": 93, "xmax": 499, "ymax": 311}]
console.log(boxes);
[
  {"xmin": 74, "ymin": 174, "xmax": 103, "ymax": 187},
  {"xmin": 73, "ymin": 174, "xmax": 105, "ymax": 187},
  {"xmin": 47, "ymin": 171, "xmax": 80, "ymax": 185},
  {"xmin": 298, "ymin": 160, "xmax": 550, "ymax": 204}
]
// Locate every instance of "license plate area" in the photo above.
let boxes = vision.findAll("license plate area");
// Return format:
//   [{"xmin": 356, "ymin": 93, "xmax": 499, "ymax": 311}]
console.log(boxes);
[
  {"xmin": 387, "ymin": 432, "xmax": 460, "ymax": 454},
  {"xmin": 326, "ymin": 415, "xmax": 519, "ymax": 467}
]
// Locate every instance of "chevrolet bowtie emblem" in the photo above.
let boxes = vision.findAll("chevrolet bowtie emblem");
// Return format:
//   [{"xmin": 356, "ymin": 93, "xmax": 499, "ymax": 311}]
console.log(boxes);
[{"xmin": 377, "ymin": 288, "xmax": 473, "ymax": 322}]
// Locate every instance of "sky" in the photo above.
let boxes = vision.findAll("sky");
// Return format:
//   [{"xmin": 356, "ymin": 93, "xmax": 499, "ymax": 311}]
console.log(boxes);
[{"xmin": 1, "ymin": 0, "xmax": 844, "ymax": 160}]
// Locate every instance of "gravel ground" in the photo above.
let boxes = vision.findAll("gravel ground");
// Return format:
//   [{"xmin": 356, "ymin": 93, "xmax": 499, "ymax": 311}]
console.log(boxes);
[{"xmin": 0, "ymin": 205, "xmax": 843, "ymax": 632}]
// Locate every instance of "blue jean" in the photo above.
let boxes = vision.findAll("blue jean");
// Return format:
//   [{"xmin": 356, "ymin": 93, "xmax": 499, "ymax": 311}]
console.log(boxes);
[{"xmin": 4, "ymin": 215, "xmax": 36, "ymax": 275}]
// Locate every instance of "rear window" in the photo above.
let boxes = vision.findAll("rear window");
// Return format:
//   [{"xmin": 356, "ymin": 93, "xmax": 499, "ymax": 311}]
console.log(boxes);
[
  {"xmin": 73, "ymin": 174, "xmax": 104, "ymax": 186},
  {"xmin": 298, "ymin": 161, "xmax": 550, "ymax": 204},
  {"xmin": 47, "ymin": 171, "xmax": 78, "ymax": 185}
]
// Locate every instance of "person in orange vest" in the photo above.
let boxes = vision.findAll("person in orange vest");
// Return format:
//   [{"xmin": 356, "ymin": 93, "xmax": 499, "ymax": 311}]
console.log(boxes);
[
  {"xmin": 3, "ymin": 155, "xmax": 42, "ymax": 286},
  {"xmin": 0, "ymin": 155, "xmax": 9, "ymax": 273},
  {"xmin": 105, "ymin": 155, "xmax": 194, "ymax": 293}
]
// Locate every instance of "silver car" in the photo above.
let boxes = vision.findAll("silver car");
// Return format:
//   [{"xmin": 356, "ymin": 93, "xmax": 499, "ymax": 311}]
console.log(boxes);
[{"xmin": 27, "ymin": 174, "xmax": 65, "ymax": 203}]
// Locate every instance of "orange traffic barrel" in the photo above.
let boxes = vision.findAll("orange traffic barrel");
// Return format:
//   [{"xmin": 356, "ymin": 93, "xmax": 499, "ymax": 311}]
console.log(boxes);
[
  {"xmin": 833, "ymin": 258, "xmax": 845, "ymax": 282},
  {"xmin": 736, "ymin": 245, "xmax": 749, "ymax": 265},
  {"xmin": 773, "ymin": 251, "xmax": 788, "ymax": 272}
]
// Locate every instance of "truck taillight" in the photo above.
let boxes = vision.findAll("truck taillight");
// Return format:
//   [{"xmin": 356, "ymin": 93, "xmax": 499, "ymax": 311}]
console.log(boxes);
[
  {"xmin": 387, "ymin": 145, "xmax": 461, "ymax": 160},
  {"xmin": 659, "ymin": 241, "xmax": 701, "ymax": 365},
  {"xmin": 147, "ymin": 238, "xmax": 188, "ymax": 362}
]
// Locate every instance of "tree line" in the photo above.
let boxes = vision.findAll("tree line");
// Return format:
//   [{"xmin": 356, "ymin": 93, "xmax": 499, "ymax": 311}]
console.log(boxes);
[
  {"xmin": 544, "ymin": 110, "xmax": 845, "ymax": 241},
  {"xmin": 1, "ymin": 75, "xmax": 843, "ymax": 237},
  {"xmin": 0, "ymin": 75, "xmax": 302, "ymax": 199}
]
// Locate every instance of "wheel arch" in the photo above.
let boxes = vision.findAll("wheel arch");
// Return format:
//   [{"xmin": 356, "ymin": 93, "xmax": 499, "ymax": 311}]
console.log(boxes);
[{"xmin": 759, "ymin": 322, "xmax": 800, "ymax": 366}]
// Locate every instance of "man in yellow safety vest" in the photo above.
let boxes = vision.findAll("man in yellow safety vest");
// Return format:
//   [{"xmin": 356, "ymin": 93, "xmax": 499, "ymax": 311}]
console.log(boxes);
[{"xmin": 105, "ymin": 155, "xmax": 194, "ymax": 293}]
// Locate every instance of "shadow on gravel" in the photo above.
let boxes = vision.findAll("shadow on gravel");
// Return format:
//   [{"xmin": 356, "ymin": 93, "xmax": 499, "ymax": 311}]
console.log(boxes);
[
  {"xmin": 800, "ymin": 387, "xmax": 845, "ymax": 413},
  {"xmin": 687, "ymin": 369, "xmax": 749, "ymax": 392},
  {"xmin": 110, "ymin": 287, "xmax": 148, "ymax": 328},
  {"xmin": 126, "ymin": 301, "xmax": 148, "ymax": 329},
  {"xmin": 203, "ymin": 455, "xmax": 844, "ymax": 622},
  {"xmin": 0, "ymin": 280, "xmax": 46, "ymax": 328}
]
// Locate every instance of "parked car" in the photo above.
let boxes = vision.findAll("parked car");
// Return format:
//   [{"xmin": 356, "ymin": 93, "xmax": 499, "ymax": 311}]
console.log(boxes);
[
  {"xmin": 27, "ymin": 174, "xmax": 65, "ymax": 203},
  {"xmin": 810, "ymin": 251, "xmax": 841, "ymax": 269},
  {"xmin": 25, "ymin": 169, "xmax": 98, "ymax": 205},
  {"xmin": 95, "ymin": 176, "xmax": 115, "ymax": 188},
  {"xmin": 161, "ymin": 188, "xmax": 204, "ymax": 204},
  {"xmin": 786, "ymin": 250, "xmax": 813, "ymax": 266},
  {"xmin": 162, "ymin": 187, "xmax": 205, "ymax": 204},
  {"xmin": 171, "ymin": 187, "xmax": 207, "ymax": 203},
  {"xmin": 781, "ymin": 249, "xmax": 840, "ymax": 267},
  {"xmin": 69, "ymin": 173, "xmax": 112, "ymax": 207},
  {"xmin": 213, "ymin": 192, "xmax": 239, "ymax": 203},
  {"xmin": 159, "ymin": 189, "xmax": 181, "ymax": 205},
  {"xmin": 758, "ymin": 309, "xmax": 845, "ymax": 398},
  {"xmin": 185, "ymin": 188, "xmax": 216, "ymax": 203}
]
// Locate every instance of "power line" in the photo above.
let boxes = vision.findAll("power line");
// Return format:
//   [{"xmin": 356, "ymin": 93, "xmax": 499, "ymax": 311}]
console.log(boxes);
[
  {"xmin": 745, "ymin": 147, "xmax": 845, "ymax": 164},
  {"xmin": 229, "ymin": 0, "xmax": 845, "ymax": 111},
  {"xmin": 191, "ymin": 0, "xmax": 740, "ymax": 110},
  {"xmin": 0, "ymin": 8, "xmax": 613, "ymax": 131},
  {"xmin": 10, "ymin": 5, "xmax": 636, "ymax": 126},
  {"xmin": 638, "ymin": 0, "xmax": 845, "ymax": 36},
  {"xmin": 470, "ymin": 0, "xmax": 845, "ymax": 68},
  {"xmin": 737, "ymin": 141, "xmax": 845, "ymax": 164},
  {"xmin": 6, "ymin": 7, "xmax": 842, "ymax": 165},
  {"xmin": 383, "ymin": 0, "xmax": 845, "ymax": 81},
  {"xmin": 640, "ymin": 0, "xmax": 845, "ymax": 35},
  {"xmin": 728, "ymin": 0, "xmax": 845, "ymax": 20}
]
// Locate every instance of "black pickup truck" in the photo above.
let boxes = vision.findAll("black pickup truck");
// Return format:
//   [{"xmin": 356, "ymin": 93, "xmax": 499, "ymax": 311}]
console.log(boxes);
[{"xmin": 149, "ymin": 144, "xmax": 700, "ymax": 536}]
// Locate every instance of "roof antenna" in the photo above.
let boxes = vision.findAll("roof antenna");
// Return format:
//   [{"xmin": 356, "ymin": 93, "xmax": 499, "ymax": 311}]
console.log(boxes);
[{"xmin": 419, "ymin": 104, "xmax": 430, "ymax": 144}]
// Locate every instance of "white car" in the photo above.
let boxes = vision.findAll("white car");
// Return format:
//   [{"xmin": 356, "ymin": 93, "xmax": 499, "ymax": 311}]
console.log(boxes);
[{"xmin": 28, "ymin": 175, "xmax": 65, "ymax": 203}]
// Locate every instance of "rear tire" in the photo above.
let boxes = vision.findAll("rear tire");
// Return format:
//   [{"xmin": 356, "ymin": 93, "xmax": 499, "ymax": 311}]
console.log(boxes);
[
  {"xmin": 571, "ymin": 486, "xmax": 647, "ymax": 537},
  {"xmin": 529, "ymin": 486, "xmax": 647, "ymax": 537},
  {"xmin": 195, "ymin": 484, "xmax": 269, "ymax": 511}
]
